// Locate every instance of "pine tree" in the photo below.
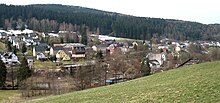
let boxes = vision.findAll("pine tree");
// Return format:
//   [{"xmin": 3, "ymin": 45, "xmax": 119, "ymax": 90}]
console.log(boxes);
[
  {"xmin": 21, "ymin": 43, "xmax": 27, "ymax": 54},
  {"xmin": 50, "ymin": 55, "xmax": 57, "ymax": 62},
  {"xmin": 6, "ymin": 40, "xmax": 12, "ymax": 52},
  {"xmin": 96, "ymin": 50, "xmax": 103, "ymax": 60},
  {"xmin": 0, "ymin": 59, "xmax": 7, "ymax": 88},
  {"xmin": 13, "ymin": 46, "xmax": 17, "ymax": 55},
  {"xmin": 17, "ymin": 57, "xmax": 32, "ymax": 83},
  {"xmin": 60, "ymin": 37, "xmax": 64, "ymax": 43},
  {"xmin": 81, "ymin": 26, "xmax": 87, "ymax": 45}
]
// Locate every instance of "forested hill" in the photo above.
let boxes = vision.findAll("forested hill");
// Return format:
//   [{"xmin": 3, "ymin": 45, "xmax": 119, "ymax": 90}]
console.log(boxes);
[
  {"xmin": 31, "ymin": 4, "xmax": 116, "ymax": 14},
  {"xmin": 0, "ymin": 4, "xmax": 220, "ymax": 41}
]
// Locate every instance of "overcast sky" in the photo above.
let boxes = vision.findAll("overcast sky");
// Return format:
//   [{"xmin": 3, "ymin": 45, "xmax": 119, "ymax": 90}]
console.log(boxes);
[{"xmin": 1, "ymin": 0, "xmax": 220, "ymax": 24}]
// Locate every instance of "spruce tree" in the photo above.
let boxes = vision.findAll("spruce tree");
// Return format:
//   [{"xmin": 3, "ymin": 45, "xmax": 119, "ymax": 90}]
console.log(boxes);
[
  {"xmin": 96, "ymin": 50, "xmax": 103, "ymax": 60},
  {"xmin": 81, "ymin": 26, "xmax": 87, "ymax": 45},
  {"xmin": 21, "ymin": 43, "xmax": 27, "ymax": 54},
  {"xmin": 17, "ymin": 57, "xmax": 31, "ymax": 83},
  {"xmin": 0, "ymin": 59, "xmax": 7, "ymax": 88},
  {"xmin": 60, "ymin": 37, "xmax": 64, "ymax": 43},
  {"xmin": 13, "ymin": 46, "xmax": 17, "ymax": 55},
  {"xmin": 6, "ymin": 40, "xmax": 12, "ymax": 52}
]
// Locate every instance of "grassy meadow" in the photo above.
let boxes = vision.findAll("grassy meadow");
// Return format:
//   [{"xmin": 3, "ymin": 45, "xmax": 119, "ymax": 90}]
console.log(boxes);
[
  {"xmin": 23, "ymin": 61, "xmax": 220, "ymax": 103},
  {"xmin": 0, "ymin": 90, "xmax": 20, "ymax": 103}
]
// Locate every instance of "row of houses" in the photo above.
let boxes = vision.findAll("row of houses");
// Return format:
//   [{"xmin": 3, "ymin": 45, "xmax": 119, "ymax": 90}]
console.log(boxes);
[
  {"xmin": 33, "ymin": 43, "xmax": 86, "ymax": 61},
  {"xmin": 0, "ymin": 29, "xmax": 40, "ymax": 50},
  {"xmin": 0, "ymin": 29, "xmax": 34, "ymax": 36},
  {"xmin": 145, "ymin": 38, "xmax": 220, "ymax": 70},
  {"xmin": 8, "ymin": 34, "xmax": 40, "ymax": 49}
]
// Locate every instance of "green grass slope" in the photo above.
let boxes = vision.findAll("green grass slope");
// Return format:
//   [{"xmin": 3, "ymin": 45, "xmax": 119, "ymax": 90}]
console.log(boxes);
[
  {"xmin": 0, "ymin": 41, "xmax": 6, "ymax": 52},
  {"xmin": 0, "ymin": 90, "xmax": 19, "ymax": 102},
  {"xmin": 24, "ymin": 61, "xmax": 220, "ymax": 103}
]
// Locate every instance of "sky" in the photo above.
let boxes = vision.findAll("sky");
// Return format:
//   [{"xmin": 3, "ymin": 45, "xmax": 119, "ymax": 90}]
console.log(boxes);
[{"xmin": 0, "ymin": 0, "xmax": 220, "ymax": 24}]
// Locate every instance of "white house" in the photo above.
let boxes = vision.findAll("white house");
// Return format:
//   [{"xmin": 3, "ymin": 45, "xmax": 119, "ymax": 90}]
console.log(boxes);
[
  {"xmin": 92, "ymin": 44, "xmax": 108, "ymax": 52},
  {"xmin": 48, "ymin": 33, "xmax": 59, "ymax": 37},
  {"xmin": 0, "ymin": 32, "xmax": 7, "ymax": 39},
  {"xmin": 10, "ymin": 36, "xmax": 22, "ymax": 49},
  {"xmin": 147, "ymin": 53, "xmax": 167, "ymax": 69},
  {"xmin": 1, "ymin": 52, "xmax": 20, "ymax": 64},
  {"xmin": 8, "ymin": 30, "xmax": 22, "ymax": 36},
  {"xmin": 216, "ymin": 42, "xmax": 220, "ymax": 47},
  {"xmin": 36, "ymin": 53, "xmax": 48, "ymax": 60},
  {"xmin": 22, "ymin": 29, "xmax": 34, "ymax": 34},
  {"xmin": 158, "ymin": 45, "xmax": 169, "ymax": 50}
]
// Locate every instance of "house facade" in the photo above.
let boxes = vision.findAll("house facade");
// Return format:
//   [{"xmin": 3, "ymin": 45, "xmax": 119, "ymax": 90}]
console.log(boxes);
[
  {"xmin": 56, "ymin": 50, "xmax": 71, "ymax": 61},
  {"xmin": 0, "ymin": 32, "xmax": 7, "ymax": 39},
  {"xmin": 51, "ymin": 43, "xmax": 86, "ymax": 59},
  {"xmin": 0, "ymin": 52, "xmax": 20, "ymax": 64},
  {"xmin": 36, "ymin": 52, "xmax": 48, "ymax": 60},
  {"xmin": 147, "ymin": 53, "xmax": 166, "ymax": 69},
  {"xmin": 33, "ymin": 43, "xmax": 49, "ymax": 57}
]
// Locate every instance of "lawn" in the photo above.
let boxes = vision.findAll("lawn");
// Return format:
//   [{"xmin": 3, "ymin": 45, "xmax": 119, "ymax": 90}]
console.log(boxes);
[
  {"xmin": 33, "ymin": 60, "xmax": 85, "ymax": 69},
  {"xmin": 0, "ymin": 41, "xmax": 6, "ymax": 52},
  {"xmin": 23, "ymin": 61, "xmax": 220, "ymax": 103},
  {"xmin": 0, "ymin": 90, "xmax": 20, "ymax": 102},
  {"xmin": 33, "ymin": 60, "xmax": 55, "ymax": 69}
]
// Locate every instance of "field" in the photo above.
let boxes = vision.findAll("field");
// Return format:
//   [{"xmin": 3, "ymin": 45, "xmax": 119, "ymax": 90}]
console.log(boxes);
[
  {"xmin": 33, "ymin": 60, "xmax": 84, "ymax": 69},
  {"xmin": 0, "ymin": 41, "xmax": 6, "ymax": 52},
  {"xmin": 23, "ymin": 61, "xmax": 220, "ymax": 103},
  {"xmin": 33, "ymin": 61, "xmax": 55, "ymax": 69},
  {"xmin": 0, "ymin": 90, "xmax": 20, "ymax": 103}
]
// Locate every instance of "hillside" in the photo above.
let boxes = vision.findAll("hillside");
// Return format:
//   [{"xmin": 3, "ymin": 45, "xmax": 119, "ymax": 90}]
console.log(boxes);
[
  {"xmin": 31, "ymin": 4, "xmax": 116, "ymax": 15},
  {"xmin": 24, "ymin": 61, "xmax": 220, "ymax": 103},
  {"xmin": 0, "ymin": 90, "xmax": 19, "ymax": 102},
  {"xmin": 0, "ymin": 4, "xmax": 219, "ymax": 41}
]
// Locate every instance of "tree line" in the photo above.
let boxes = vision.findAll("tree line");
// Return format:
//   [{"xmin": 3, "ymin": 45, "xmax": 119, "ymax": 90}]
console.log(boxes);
[{"xmin": 0, "ymin": 4, "xmax": 219, "ymax": 41}]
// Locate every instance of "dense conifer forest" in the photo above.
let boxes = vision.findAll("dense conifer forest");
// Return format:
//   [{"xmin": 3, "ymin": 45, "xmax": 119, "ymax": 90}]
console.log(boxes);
[{"xmin": 0, "ymin": 4, "xmax": 220, "ymax": 41}]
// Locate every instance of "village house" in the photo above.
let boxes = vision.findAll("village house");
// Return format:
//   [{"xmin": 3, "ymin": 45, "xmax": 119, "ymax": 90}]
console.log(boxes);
[
  {"xmin": 50, "ymin": 46, "xmax": 71, "ymax": 61},
  {"xmin": 8, "ymin": 30, "xmax": 23, "ymax": 36},
  {"xmin": 0, "ymin": 32, "xmax": 7, "ymax": 39},
  {"xmin": 0, "ymin": 52, "xmax": 20, "ymax": 64},
  {"xmin": 50, "ymin": 43, "xmax": 86, "ymax": 60},
  {"xmin": 36, "ymin": 53, "xmax": 48, "ymax": 61},
  {"xmin": 41, "ymin": 33, "xmax": 49, "ymax": 38},
  {"xmin": 50, "ymin": 46, "xmax": 64, "ymax": 56},
  {"xmin": 0, "ymin": 30, "xmax": 13, "ymax": 36},
  {"xmin": 158, "ymin": 44, "xmax": 169, "ymax": 50},
  {"xmin": 22, "ymin": 29, "xmax": 34, "ymax": 34},
  {"xmin": 22, "ymin": 34, "xmax": 40, "ymax": 46},
  {"xmin": 48, "ymin": 32, "xmax": 59, "ymax": 37},
  {"xmin": 92, "ymin": 44, "xmax": 108, "ymax": 53},
  {"xmin": 123, "ymin": 41, "xmax": 134, "ymax": 48},
  {"xmin": 65, "ymin": 43, "xmax": 86, "ymax": 59},
  {"xmin": 107, "ymin": 44, "xmax": 115, "ymax": 55},
  {"xmin": 132, "ymin": 41, "xmax": 138, "ymax": 47},
  {"xmin": 22, "ymin": 36, "xmax": 34, "ymax": 45},
  {"xmin": 27, "ymin": 33, "xmax": 38, "ymax": 39},
  {"xmin": 8, "ymin": 36, "xmax": 23, "ymax": 49},
  {"xmin": 33, "ymin": 43, "xmax": 50, "ymax": 60},
  {"xmin": 147, "ymin": 53, "xmax": 166, "ymax": 72},
  {"xmin": 56, "ymin": 50, "xmax": 71, "ymax": 61}
]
